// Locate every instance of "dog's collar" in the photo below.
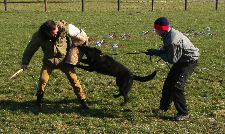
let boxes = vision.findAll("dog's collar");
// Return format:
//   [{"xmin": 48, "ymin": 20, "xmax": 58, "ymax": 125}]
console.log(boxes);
[
  {"xmin": 99, "ymin": 53, "xmax": 105, "ymax": 57},
  {"xmin": 94, "ymin": 53, "xmax": 105, "ymax": 63}
]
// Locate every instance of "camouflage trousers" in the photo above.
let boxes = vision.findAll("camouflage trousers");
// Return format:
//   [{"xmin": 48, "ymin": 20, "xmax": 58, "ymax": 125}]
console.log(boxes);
[{"xmin": 37, "ymin": 63, "xmax": 86, "ymax": 100}]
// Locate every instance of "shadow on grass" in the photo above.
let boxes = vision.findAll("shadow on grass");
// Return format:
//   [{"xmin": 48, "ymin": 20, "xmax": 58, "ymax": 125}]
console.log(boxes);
[
  {"xmin": 0, "ymin": 99, "xmax": 122, "ymax": 118},
  {"xmin": 159, "ymin": 116, "xmax": 174, "ymax": 121},
  {"xmin": 147, "ymin": 115, "xmax": 174, "ymax": 121}
]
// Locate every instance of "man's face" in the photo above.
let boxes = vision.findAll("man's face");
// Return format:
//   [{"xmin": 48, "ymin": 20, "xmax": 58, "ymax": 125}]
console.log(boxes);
[
  {"xmin": 45, "ymin": 25, "xmax": 58, "ymax": 38},
  {"xmin": 155, "ymin": 29, "xmax": 165, "ymax": 36}
]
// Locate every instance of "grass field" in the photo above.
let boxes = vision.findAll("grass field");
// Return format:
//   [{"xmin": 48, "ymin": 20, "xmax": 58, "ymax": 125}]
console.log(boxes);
[{"xmin": 0, "ymin": 1, "xmax": 225, "ymax": 133}]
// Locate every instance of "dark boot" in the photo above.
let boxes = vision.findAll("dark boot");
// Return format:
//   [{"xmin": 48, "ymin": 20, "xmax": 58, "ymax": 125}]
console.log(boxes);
[
  {"xmin": 36, "ymin": 94, "xmax": 43, "ymax": 106},
  {"xmin": 81, "ymin": 99, "xmax": 89, "ymax": 109},
  {"xmin": 152, "ymin": 108, "xmax": 165, "ymax": 114}
]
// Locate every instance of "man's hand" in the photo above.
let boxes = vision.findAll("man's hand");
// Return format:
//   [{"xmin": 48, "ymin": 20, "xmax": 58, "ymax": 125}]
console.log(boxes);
[
  {"xmin": 145, "ymin": 49, "xmax": 155, "ymax": 56},
  {"xmin": 21, "ymin": 65, "xmax": 27, "ymax": 71}
]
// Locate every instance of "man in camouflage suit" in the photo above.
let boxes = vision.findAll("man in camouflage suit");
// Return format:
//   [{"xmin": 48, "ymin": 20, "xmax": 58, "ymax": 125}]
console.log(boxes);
[{"xmin": 21, "ymin": 20, "xmax": 89, "ymax": 109}]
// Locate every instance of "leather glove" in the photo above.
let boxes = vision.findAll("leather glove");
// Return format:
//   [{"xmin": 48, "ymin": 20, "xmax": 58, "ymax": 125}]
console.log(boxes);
[{"xmin": 145, "ymin": 49, "xmax": 155, "ymax": 56}]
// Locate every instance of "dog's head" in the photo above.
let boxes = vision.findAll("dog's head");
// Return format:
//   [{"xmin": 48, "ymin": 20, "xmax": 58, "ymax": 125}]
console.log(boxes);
[{"xmin": 78, "ymin": 45, "xmax": 103, "ymax": 62}]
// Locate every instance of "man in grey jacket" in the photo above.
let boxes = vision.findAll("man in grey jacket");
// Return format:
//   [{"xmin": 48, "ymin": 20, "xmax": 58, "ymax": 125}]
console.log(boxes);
[{"xmin": 146, "ymin": 17, "xmax": 200, "ymax": 121}]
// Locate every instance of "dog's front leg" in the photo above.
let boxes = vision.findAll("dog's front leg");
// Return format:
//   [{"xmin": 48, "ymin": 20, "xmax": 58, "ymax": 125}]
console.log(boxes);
[
  {"xmin": 80, "ymin": 59, "xmax": 89, "ymax": 64},
  {"xmin": 75, "ymin": 65, "xmax": 93, "ymax": 72}
]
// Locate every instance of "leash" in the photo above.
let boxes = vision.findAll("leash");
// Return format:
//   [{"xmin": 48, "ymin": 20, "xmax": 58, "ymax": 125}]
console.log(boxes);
[
  {"xmin": 108, "ymin": 52, "xmax": 171, "ymax": 69},
  {"xmin": 107, "ymin": 52, "xmax": 146, "ymax": 55}
]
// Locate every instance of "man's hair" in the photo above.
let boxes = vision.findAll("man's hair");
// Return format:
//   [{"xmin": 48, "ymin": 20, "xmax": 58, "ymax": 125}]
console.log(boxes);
[{"xmin": 39, "ymin": 20, "xmax": 57, "ymax": 33}]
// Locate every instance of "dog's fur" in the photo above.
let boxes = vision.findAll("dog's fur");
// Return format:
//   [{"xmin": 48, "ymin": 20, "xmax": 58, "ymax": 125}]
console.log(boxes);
[{"xmin": 76, "ymin": 45, "xmax": 156, "ymax": 106}]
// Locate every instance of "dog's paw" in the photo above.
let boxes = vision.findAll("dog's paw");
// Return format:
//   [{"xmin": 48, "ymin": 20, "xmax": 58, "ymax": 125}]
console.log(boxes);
[
  {"xmin": 113, "ymin": 94, "xmax": 121, "ymax": 98},
  {"xmin": 120, "ymin": 103, "xmax": 126, "ymax": 106},
  {"xmin": 153, "ymin": 70, "xmax": 157, "ymax": 76}
]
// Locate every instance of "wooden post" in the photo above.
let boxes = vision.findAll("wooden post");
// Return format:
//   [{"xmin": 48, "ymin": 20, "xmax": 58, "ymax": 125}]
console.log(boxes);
[
  {"xmin": 82, "ymin": 0, "xmax": 84, "ymax": 12},
  {"xmin": 152, "ymin": 0, "xmax": 154, "ymax": 11},
  {"xmin": 185, "ymin": 0, "xmax": 187, "ymax": 10},
  {"xmin": 4, "ymin": 0, "xmax": 7, "ymax": 11},
  {"xmin": 216, "ymin": 0, "xmax": 218, "ymax": 10},
  {"xmin": 118, "ymin": 0, "xmax": 120, "ymax": 11},
  {"xmin": 45, "ymin": 0, "xmax": 47, "ymax": 11}
]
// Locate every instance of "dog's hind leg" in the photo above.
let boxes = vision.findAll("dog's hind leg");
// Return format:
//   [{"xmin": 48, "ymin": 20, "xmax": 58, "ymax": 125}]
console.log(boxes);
[
  {"xmin": 113, "ymin": 93, "xmax": 122, "ymax": 98},
  {"xmin": 120, "ymin": 94, "xmax": 129, "ymax": 106},
  {"xmin": 113, "ymin": 88, "xmax": 129, "ymax": 106},
  {"xmin": 113, "ymin": 77, "xmax": 123, "ymax": 98},
  {"xmin": 117, "ymin": 77, "xmax": 133, "ymax": 106},
  {"xmin": 120, "ymin": 82, "xmax": 133, "ymax": 106}
]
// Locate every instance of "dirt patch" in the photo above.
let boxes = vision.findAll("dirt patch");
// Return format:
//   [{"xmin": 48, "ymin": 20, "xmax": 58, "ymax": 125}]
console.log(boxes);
[
  {"xmin": 111, "ymin": 44, "xmax": 125, "ymax": 48},
  {"xmin": 140, "ymin": 31, "xmax": 153, "ymax": 35},
  {"xmin": 95, "ymin": 40, "xmax": 110, "ymax": 46},
  {"xmin": 107, "ymin": 33, "xmax": 119, "ymax": 38},
  {"xmin": 88, "ymin": 37, "xmax": 96, "ymax": 42},
  {"xmin": 121, "ymin": 34, "xmax": 134, "ymax": 38}
]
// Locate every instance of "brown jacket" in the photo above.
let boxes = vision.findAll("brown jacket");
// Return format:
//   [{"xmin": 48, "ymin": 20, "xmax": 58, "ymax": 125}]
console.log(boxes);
[{"xmin": 22, "ymin": 20, "xmax": 87, "ymax": 68}]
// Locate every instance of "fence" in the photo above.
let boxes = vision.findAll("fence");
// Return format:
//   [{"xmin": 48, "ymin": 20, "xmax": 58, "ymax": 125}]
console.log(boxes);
[{"xmin": 1, "ymin": 0, "xmax": 223, "ymax": 11}]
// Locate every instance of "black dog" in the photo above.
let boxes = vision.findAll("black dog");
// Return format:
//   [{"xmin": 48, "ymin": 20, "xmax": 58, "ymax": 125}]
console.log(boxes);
[{"xmin": 76, "ymin": 45, "xmax": 156, "ymax": 106}]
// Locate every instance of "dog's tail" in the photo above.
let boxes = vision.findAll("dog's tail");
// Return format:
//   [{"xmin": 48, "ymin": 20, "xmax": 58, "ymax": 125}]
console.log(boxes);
[{"xmin": 133, "ymin": 71, "xmax": 157, "ymax": 82}]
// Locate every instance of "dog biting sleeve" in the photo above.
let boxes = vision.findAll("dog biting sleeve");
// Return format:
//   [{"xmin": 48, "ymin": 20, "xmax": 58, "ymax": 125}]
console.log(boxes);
[
  {"xmin": 68, "ymin": 24, "xmax": 80, "ymax": 37},
  {"xmin": 66, "ymin": 25, "xmax": 88, "ymax": 65}
]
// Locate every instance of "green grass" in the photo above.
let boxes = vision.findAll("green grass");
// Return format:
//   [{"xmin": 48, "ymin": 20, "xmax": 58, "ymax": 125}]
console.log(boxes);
[{"xmin": 0, "ymin": 2, "xmax": 225, "ymax": 133}]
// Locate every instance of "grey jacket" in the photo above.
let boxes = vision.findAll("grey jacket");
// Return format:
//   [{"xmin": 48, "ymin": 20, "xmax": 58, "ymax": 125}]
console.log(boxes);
[{"xmin": 159, "ymin": 28, "xmax": 200, "ymax": 64}]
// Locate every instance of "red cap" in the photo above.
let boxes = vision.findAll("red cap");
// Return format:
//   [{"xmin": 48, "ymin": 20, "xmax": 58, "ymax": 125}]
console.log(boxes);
[
  {"xmin": 154, "ymin": 23, "xmax": 170, "ymax": 31},
  {"xmin": 154, "ymin": 17, "xmax": 170, "ymax": 30}
]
